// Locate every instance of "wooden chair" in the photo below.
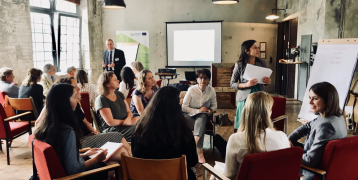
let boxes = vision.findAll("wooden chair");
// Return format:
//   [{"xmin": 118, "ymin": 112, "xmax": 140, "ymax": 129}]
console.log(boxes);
[
  {"xmin": 8, "ymin": 96, "xmax": 39, "ymax": 124},
  {"xmin": 79, "ymin": 92, "xmax": 93, "ymax": 124},
  {"xmin": 121, "ymin": 153, "xmax": 188, "ymax": 180},
  {"xmin": 91, "ymin": 107, "xmax": 103, "ymax": 133},
  {"xmin": 203, "ymin": 147, "xmax": 303, "ymax": 180},
  {"xmin": 0, "ymin": 103, "xmax": 32, "ymax": 165},
  {"xmin": 28, "ymin": 135, "xmax": 120, "ymax": 180},
  {"xmin": 301, "ymin": 135, "xmax": 358, "ymax": 180},
  {"xmin": 271, "ymin": 96, "xmax": 288, "ymax": 134}
]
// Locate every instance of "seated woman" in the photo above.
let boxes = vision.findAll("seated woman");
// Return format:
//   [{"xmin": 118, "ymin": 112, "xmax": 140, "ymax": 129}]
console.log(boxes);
[
  {"xmin": 132, "ymin": 86, "xmax": 198, "ymax": 180},
  {"xmin": 55, "ymin": 77, "xmax": 131, "ymax": 155},
  {"xmin": 130, "ymin": 70, "xmax": 159, "ymax": 117},
  {"xmin": 182, "ymin": 69, "xmax": 217, "ymax": 163},
  {"xmin": 211, "ymin": 92, "xmax": 290, "ymax": 180},
  {"xmin": 96, "ymin": 72, "xmax": 138, "ymax": 140},
  {"xmin": 19, "ymin": 68, "xmax": 45, "ymax": 118},
  {"xmin": 130, "ymin": 61, "xmax": 144, "ymax": 79},
  {"xmin": 119, "ymin": 67, "xmax": 138, "ymax": 98},
  {"xmin": 289, "ymin": 82, "xmax": 347, "ymax": 180},
  {"xmin": 34, "ymin": 83, "xmax": 129, "ymax": 179},
  {"xmin": 76, "ymin": 69, "xmax": 97, "ymax": 107}
]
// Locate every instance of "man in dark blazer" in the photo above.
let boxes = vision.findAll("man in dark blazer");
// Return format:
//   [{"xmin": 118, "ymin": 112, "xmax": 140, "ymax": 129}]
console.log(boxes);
[{"xmin": 103, "ymin": 39, "xmax": 126, "ymax": 81}]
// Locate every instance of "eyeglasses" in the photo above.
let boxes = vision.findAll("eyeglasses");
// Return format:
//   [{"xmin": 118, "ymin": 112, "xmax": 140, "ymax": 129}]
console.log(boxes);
[{"xmin": 197, "ymin": 76, "xmax": 209, "ymax": 80}]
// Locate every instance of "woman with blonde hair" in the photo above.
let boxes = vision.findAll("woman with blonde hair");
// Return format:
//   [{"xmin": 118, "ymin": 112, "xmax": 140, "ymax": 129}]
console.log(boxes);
[
  {"xmin": 95, "ymin": 71, "xmax": 138, "ymax": 140},
  {"xmin": 130, "ymin": 70, "xmax": 159, "ymax": 117},
  {"xmin": 211, "ymin": 92, "xmax": 290, "ymax": 180}
]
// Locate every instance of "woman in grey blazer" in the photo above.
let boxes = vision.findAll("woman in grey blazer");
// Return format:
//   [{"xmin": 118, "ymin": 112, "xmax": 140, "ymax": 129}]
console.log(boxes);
[
  {"xmin": 230, "ymin": 40, "xmax": 271, "ymax": 132},
  {"xmin": 289, "ymin": 82, "xmax": 347, "ymax": 180}
]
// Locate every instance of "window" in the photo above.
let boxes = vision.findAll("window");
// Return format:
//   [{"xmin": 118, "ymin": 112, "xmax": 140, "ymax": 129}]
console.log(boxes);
[{"xmin": 30, "ymin": 0, "xmax": 81, "ymax": 72}]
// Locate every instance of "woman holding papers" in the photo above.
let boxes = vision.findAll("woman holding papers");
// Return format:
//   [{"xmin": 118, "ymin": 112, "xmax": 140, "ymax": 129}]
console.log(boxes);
[
  {"xmin": 230, "ymin": 40, "xmax": 271, "ymax": 132},
  {"xmin": 288, "ymin": 82, "xmax": 347, "ymax": 180},
  {"xmin": 182, "ymin": 69, "xmax": 217, "ymax": 163},
  {"xmin": 34, "ymin": 84, "xmax": 127, "ymax": 179}
]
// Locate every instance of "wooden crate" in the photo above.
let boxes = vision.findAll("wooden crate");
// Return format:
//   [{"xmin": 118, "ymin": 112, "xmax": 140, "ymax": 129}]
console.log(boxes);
[{"xmin": 212, "ymin": 63, "xmax": 236, "ymax": 109}]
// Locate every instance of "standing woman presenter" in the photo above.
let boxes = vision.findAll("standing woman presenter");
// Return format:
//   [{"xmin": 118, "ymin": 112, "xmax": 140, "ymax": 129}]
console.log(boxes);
[{"xmin": 230, "ymin": 40, "xmax": 271, "ymax": 132}]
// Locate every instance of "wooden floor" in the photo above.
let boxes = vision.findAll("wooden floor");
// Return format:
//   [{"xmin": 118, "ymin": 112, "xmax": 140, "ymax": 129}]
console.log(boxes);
[{"xmin": 0, "ymin": 98, "xmax": 353, "ymax": 180}]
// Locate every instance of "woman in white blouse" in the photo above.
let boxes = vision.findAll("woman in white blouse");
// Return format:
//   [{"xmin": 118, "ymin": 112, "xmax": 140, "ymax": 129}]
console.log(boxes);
[
  {"xmin": 119, "ymin": 67, "xmax": 139, "ymax": 98},
  {"xmin": 76, "ymin": 70, "xmax": 97, "ymax": 107},
  {"xmin": 211, "ymin": 92, "xmax": 290, "ymax": 180},
  {"xmin": 182, "ymin": 69, "xmax": 217, "ymax": 163}
]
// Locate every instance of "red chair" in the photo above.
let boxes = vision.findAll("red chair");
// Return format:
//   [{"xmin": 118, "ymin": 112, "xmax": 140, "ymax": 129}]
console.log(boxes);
[
  {"xmin": 203, "ymin": 147, "xmax": 303, "ymax": 180},
  {"xmin": 301, "ymin": 135, "xmax": 358, "ymax": 180},
  {"xmin": 157, "ymin": 79, "xmax": 162, "ymax": 88},
  {"xmin": 127, "ymin": 88, "xmax": 136, "ymax": 99},
  {"xmin": 28, "ymin": 135, "xmax": 120, "ymax": 180},
  {"xmin": 0, "ymin": 91, "xmax": 7, "ymax": 105},
  {"xmin": 79, "ymin": 92, "xmax": 92, "ymax": 124},
  {"xmin": 0, "ymin": 103, "xmax": 32, "ymax": 165},
  {"xmin": 271, "ymin": 96, "xmax": 287, "ymax": 133}
]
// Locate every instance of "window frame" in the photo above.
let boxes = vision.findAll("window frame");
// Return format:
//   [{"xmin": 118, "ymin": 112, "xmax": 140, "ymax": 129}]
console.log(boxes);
[{"xmin": 30, "ymin": 0, "xmax": 81, "ymax": 72}]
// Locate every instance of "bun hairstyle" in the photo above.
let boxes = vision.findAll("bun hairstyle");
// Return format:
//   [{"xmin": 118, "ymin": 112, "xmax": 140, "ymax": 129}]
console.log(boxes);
[{"xmin": 22, "ymin": 68, "xmax": 43, "ymax": 86}]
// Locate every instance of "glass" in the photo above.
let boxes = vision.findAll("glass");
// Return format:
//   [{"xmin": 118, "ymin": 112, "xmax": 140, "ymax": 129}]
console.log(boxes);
[
  {"xmin": 36, "ymin": 52, "xmax": 45, "ymax": 61},
  {"xmin": 43, "ymin": 34, "xmax": 52, "ymax": 42},
  {"xmin": 44, "ymin": 43, "xmax": 52, "ymax": 51},
  {"xmin": 56, "ymin": 0, "xmax": 77, "ymax": 14},
  {"xmin": 36, "ymin": 43, "xmax": 44, "ymax": 51},
  {"xmin": 45, "ymin": 52, "xmax": 53, "ymax": 60},
  {"xmin": 30, "ymin": 0, "xmax": 50, "ymax": 9},
  {"xmin": 34, "ymin": 33, "xmax": 43, "ymax": 42}
]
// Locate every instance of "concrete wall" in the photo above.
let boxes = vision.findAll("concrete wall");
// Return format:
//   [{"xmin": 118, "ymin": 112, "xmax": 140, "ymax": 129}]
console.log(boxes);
[
  {"xmin": 101, "ymin": 0, "xmax": 277, "ymax": 87},
  {"xmin": 222, "ymin": 23, "xmax": 277, "ymax": 93},
  {"xmin": 0, "ymin": 0, "xmax": 33, "ymax": 85}
]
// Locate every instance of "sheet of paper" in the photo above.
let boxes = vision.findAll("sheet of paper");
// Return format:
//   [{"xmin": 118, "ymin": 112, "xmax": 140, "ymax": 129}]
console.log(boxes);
[
  {"xmin": 243, "ymin": 64, "xmax": 273, "ymax": 84},
  {"xmin": 89, "ymin": 142, "xmax": 123, "ymax": 162}
]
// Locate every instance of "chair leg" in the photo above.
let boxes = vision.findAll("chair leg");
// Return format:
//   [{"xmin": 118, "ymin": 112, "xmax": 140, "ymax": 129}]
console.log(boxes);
[
  {"xmin": 6, "ymin": 139, "xmax": 10, "ymax": 165},
  {"xmin": 0, "ymin": 140, "xmax": 2, "ymax": 151},
  {"xmin": 115, "ymin": 167, "xmax": 119, "ymax": 180}
]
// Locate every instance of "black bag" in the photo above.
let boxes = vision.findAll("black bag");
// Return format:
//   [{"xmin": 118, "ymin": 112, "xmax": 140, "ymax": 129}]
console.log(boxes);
[
  {"xmin": 213, "ymin": 134, "xmax": 227, "ymax": 157},
  {"xmin": 215, "ymin": 114, "xmax": 233, "ymax": 126},
  {"xmin": 168, "ymin": 83, "xmax": 190, "ymax": 92}
]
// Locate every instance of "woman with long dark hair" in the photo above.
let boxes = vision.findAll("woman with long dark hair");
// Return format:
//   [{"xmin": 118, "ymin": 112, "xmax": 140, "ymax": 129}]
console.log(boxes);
[
  {"xmin": 230, "ymin": 40, "xmax": 271, "ymax": 132},
  {"xmin": 76, "ymin": 70, "xmax": 97, "ymax": 107},
  {"xmin": 119, "ymin": 66, "xmax": 138, "ymax": 98},
  {"xmin": 34, "ymin": 84, "xmax": 122, "ymax": 179},
  {"xmin": 132, "ymin": 86, "xmax": 198, "ymax": 180},
  {"xmin": 289, "ymin": 82, "xmax": 347, "ymax": 180}
]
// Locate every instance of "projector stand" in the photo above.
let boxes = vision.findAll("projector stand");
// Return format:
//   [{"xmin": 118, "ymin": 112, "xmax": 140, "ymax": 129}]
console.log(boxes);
[{"xmin": 155, "ymin": 73, "xmax": 180, "ymax": 86}]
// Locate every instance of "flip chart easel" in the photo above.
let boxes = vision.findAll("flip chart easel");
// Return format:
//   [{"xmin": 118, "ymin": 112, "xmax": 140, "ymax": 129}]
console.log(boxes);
[{"xmin": 298, "ymin": 38, "xmax": 358, "ymax": 121}]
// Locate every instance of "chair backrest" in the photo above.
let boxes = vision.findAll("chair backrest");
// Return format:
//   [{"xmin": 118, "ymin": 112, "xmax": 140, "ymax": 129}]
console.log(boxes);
[
  {"xmin": 79, "ymin": 92, "xmax": 92, "ymax": 124},
  {"xmin": 315, "ymin": 136, "xmax": 358, "ymax": 180},
  {"xmin": 157, "ymin": 79, "xmax": 162, "ymax": 88},
  {"xmin": 28, "ymin": 135, "xmax": 67, "ymax": 180},
  {"xmin": 0, "ymin": 91, "xmax": 7, "ymax": 105},
  {"xmin": 0, "ymin": 104, "xmax": 10, "ymax": 139},
  {"xmin": 3, "ymin": 95, "xmax": 16, "ymax": 118},
  {"xmin": 271, "ymin": 96, "xmax": 286, "ymax": 132},
  {"xmin": 8, "ymin": 97, "xmax": 38, "ymax": 118},
  {"xmin": 91, "ymin": 107, "xmax": 103, "ymax": 133},
  {"xmin": 121, "ymin": 153, "xmax": 188, "ymax": 180},
  {"xmin": 237, "ymin": 147, "xmax": 303, "ymax": 180}
]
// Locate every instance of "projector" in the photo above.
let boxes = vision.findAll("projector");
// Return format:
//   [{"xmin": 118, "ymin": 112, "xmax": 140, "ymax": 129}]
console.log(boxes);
[{"xmin": 158, "ymin": 68, "xmax": 176, "ymax": 73}]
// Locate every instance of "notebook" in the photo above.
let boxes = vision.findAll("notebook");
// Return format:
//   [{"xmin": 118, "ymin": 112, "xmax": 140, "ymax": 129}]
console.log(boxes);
[{"xmin": 89, "ymin": 142, "xmax": 123, "ymax": 162}]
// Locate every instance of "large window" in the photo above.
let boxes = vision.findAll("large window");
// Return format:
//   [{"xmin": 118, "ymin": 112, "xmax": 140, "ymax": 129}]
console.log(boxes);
[{"xmin": 30, "ymin": 0, "xmax": 81, "ymax": 72}]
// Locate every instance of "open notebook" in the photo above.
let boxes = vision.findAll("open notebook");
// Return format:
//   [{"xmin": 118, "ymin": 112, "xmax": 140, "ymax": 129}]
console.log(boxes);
[{"xmin": 89, "ymin": 142, "xmax": 123, "ymax": 162}]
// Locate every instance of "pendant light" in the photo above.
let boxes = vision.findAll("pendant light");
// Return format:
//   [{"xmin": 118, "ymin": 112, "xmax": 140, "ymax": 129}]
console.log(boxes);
[
  {"xmin": 103, "ymin": 0, "xmax": 126, "ymax": 9},
  {"xmin": 212, "ymin": 0, "xmax": 239, "ymax": 5},
  {"xmin": 266, "ymin": 9, "xmax": 286, "ymax": 20}
]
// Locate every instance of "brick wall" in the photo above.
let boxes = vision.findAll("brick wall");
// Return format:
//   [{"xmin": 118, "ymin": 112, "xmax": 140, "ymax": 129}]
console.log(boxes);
[{"xmin": 0, "ymin": 0, "xmax": 33, "ymax": 85}]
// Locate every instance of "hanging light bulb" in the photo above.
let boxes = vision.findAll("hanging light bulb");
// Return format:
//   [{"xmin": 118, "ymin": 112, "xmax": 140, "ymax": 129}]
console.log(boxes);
[
  {"xmin": 266, "ymin": 14, "xmax": 280, "ymax": 20},
  {"xmin": 102, "ymin": 0, "xmax": 126, "ymax": 9},
  {"xmin": 212, "ymin": 0, "xmax": 239, "ymax": 5}
]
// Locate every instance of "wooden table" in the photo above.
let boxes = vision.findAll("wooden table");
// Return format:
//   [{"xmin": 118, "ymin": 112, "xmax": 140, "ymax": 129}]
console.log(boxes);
[{"xmin": 155, "ymin": 72, "xmax": 180, "ymax": 86}]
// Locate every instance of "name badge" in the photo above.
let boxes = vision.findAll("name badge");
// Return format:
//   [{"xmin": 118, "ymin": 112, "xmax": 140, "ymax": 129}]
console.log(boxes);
[{"xmin": 115, "ymin": 58, "xmax": 119, "ymax": 61}]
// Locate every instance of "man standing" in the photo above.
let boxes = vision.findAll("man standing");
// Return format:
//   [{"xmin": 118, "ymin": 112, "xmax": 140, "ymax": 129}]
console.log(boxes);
[
  {"xmin": 39, "ymin": 64, "xmax": 58, "ymax": 96},
  {"xmin": 103, "ymin": 39, "xmax": 126, "ymax": 82}
]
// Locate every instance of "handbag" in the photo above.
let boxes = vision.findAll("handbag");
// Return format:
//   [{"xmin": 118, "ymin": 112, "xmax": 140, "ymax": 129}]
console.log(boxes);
[
  {"xmin": 215, "ymin": 113, "xmax": 233, "ymax": 126},
  {"xmin": 213, "ymin": 134, "xmax": 227, "ymax": 157}
]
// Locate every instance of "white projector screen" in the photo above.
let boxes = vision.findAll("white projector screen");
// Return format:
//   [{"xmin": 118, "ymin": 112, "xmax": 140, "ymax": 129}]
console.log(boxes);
[{"xmin": 166, "ymin": 22, "xmax": 222, "ymax": 67}]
